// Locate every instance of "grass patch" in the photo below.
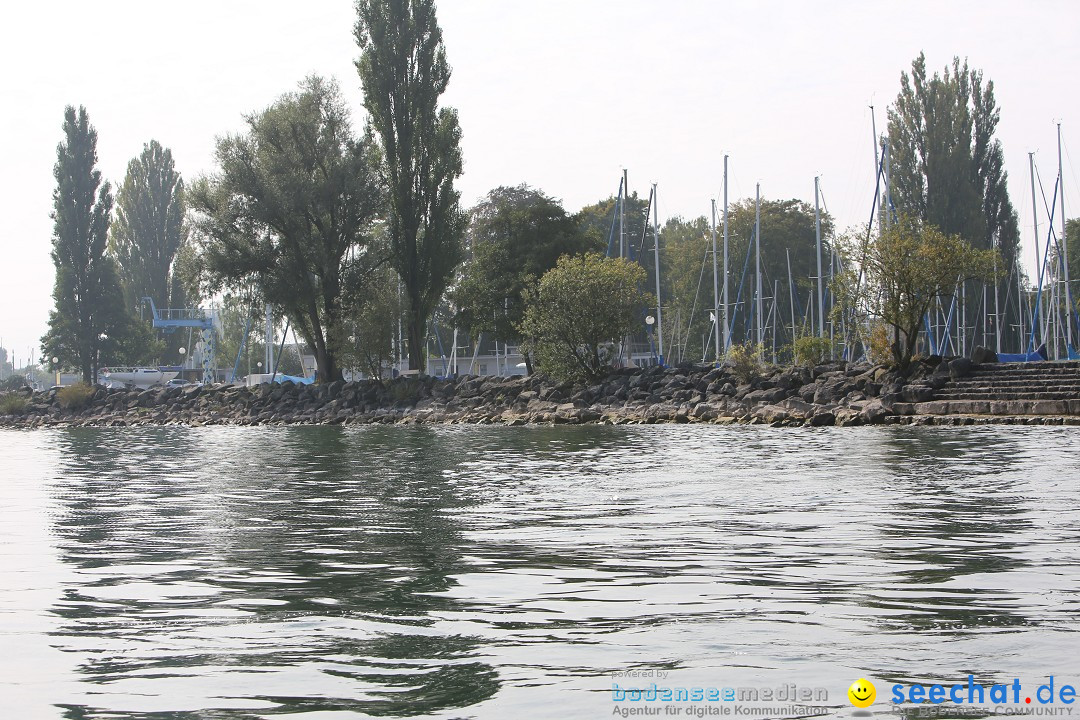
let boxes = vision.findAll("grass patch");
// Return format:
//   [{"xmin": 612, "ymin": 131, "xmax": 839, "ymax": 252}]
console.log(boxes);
[
  {"xmin": 726, "ymin": 342, "xmax": 766, "ymax": 384},
  {"xmin": 0, "ymin": 393, "xmax": 28, "ymax": 414},
  {"xmin": 57, "ymin": 383, "xmax": 95, "ymax": 410}
]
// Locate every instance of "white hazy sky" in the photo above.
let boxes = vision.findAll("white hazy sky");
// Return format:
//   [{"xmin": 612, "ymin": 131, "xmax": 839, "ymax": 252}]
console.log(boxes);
[{"xmin": 2, "ymin": 0, "xmax": 1079, "ymax": 364}]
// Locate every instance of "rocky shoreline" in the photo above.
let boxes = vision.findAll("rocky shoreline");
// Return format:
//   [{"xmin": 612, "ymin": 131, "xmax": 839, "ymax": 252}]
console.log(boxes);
[{"xmin": 4, "ymin": 356, "xmax": 1078, "ymax": 429}]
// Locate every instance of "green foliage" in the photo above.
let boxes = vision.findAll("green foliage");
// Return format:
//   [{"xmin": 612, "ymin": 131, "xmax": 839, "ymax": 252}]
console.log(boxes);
[
  {"xmin": 726, "ymin": 341, "xmax": 764, "ymax": 383},
  {"xmin": 110, "ymin": 140, "xmax": 187, "ymax": 314},
  {"xmin": 190, "ymin": 76, "xmax": 385, "ymax": 383},
  {"xmin": 57, "ymin": 383, "xmax": 95, "ymax": 410},
  {"xmin": 832, "ymin": 216, "xmax": 999, "ymax": 367},
  {"xmin": 2, "ymin": 374, "xmax": 28, "ymax": 391},
  {"xmin": 455, "ymin": 185, "xmax": 600, "ymax": 356},
  {"xmin": 340, "ymin": 263, "xmax": 402, "ymax": 381},
  {"xmin": 215, "ymin": 294, "xmax": 267, "ymax": 378},
  {"xmin": 519, "ymin": 253, "xmax": 652, "ymax": 383},
  {"xmin": 791, "ymin": 334, "xmax": 834, "ymax": 367},
  {"xmin": 43, "ymin": 106, "xmax": 132, "ymax": 383},
  {"xmin": 356, "ymin": 0, "xmax": 466, "ymax": 372},
  {"xmin": 888, "ymin": 54, "xmax": 1019, "ymax": 256},
  {"xmin": 577, "ymin": 191, "xmax": 651, "ymax": 253},
  {"xmin": 722, "ymin": 197, "xmax": 834, "ymax": 347},
  {"xmin": 866, "ymin": 322, "xmax": 893, "ymax": 366},
  {"xmin": 657, "ymin": 216, "xmax": 712, "ymax": 364},
  {"xmin": 0, "ymin": 393, "xmax": 28, "ymax": 415}
]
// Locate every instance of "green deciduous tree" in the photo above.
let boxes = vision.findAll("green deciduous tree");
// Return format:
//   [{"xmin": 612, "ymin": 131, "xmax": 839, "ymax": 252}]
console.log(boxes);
[
  {"xmin": 110, "ymin": 140, "xmax": 187, "ymax": 312},
  {"xmin": 356, "ymin": 0, "xmax": 466, "ymax": 372},
  {"xmin": 833, "ymin": 216, "xmax": 999, "ymax": 368},
  {"xmin": 656, "ymin": 215, "xmax": 711, "ymax": 364},
  {"xmin": 722, "ymin": 198, "xmax": 834, "ymax": 347},
  {"xmin": 340, "ymin": 262, "xmax": 403, "ymax": 381},
  {"xmin": 42, "ymin": 106, "xmax": 146, "ymax": 383},
  {"xmin": 190, "ymin": 76, "xmax": 385, "ymax": 383},
  {"xmin": 455, "ymin": 185, "xmax": 600, "ymax": 369},
  {"xmin": 520, "ymin": 253, "xmax": 652, "ymax": 383},
  {"xmin": 577, "ymin": 191, "xmax": 651, "ymax": 255}
]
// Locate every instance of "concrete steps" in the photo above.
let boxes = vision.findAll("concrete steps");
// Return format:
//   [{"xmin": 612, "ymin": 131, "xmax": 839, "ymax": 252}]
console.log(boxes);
[{"xmin": 897, "ymin": 361, "xmax": 1080, "ymax": 416}]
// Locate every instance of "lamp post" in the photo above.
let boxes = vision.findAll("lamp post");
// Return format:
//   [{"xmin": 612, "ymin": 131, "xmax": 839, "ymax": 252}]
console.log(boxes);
[
  {"xmin": 646, "ymin": 315, "xmax": 656, "ymax": 365},
  {"xmin": 51, "ymin": 357, "xmax": 59, "ymax": 387}
]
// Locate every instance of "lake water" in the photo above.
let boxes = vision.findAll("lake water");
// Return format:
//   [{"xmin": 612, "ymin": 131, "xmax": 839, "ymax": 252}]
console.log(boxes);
[{"xmin": 2, "ymin": 425, "xmax": 1079, "ymax": 719}]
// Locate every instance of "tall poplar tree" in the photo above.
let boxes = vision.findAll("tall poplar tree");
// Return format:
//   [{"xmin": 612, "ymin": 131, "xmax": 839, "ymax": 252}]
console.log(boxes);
[
  {"xmin": 888, "ymin": 54, "xmax": 1022, "ymax": 350},
  {"xmin": 355, "ymin": 0, "xmax": 466, "ymax": 372},
  {"xmin": 42, "ymin": 106, "xmax": 131, "ymax": 383},
  {"xmin": 887, "ymin": 53, "xmax": 1020, "ymax": 260},
  {"xmin": 110, "ymin": 140, "xmax": 188, "ymax": 312}
]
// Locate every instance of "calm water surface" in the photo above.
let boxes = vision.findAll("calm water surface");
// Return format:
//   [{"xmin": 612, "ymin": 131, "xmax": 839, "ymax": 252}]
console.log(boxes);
[{"xmin": 2, "ymin": 425, "xmax": 1079, "ymax": 719}]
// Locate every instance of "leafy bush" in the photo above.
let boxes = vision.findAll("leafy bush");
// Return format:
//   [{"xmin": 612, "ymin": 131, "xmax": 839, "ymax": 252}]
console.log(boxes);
[
  {"xmin": 791, "ymin": 335, "xmax": 835, "ymax": 367},
  {"xmin": 1, "ymin": 375, "xmax": 28, "ymax": 391},
  {"xmin": 519, "ymin": 253, "xmax": 652, "ymax": 383},
  {"xmin": 57, "ymin": 383, "xmax": 96, "ymax": 410},
  {"xmin": 0, "ymin": 393, "xmax": 28, "ymax": 415},
  {"xmin": 726, "ymin": 342, "xmax": 765, "ymax": 383},
  {"xmin": 867, "ymin": 322, "xmax": 893, "ymax": 366}
]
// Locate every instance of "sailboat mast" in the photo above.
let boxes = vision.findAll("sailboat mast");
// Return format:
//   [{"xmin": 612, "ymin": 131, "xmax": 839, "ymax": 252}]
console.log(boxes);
[
  {"xmin": 883, "ymin": 143, "xmax": 892, "ymax": 228},
  {"xmin": 1059, "ymin": 124, "xmax": 1073, "ymax": 352},
  {"xmin": 723, "ymin": 155, "xmax": 731, "ymax": 353},
  {"xmin": 620, "ymin": 169, "xmax": 627, "ymax": 260},
  {"xmin": 814, "ymin": 176, "xmax": 824, "ymax": 338},
  {"xmin": 993, "ymin": 231, "xmax": 1001, "ymax": 354},
  {"xmin": 653, "ymin": 183, "xmax": 664, "ymax": 365},
  {"xmin": 711, "ymin": 198, "xmax": 719, "ymax": 362},
  {"xmin": 1030, "ymin": 152, "xmax": 1044, "ymax": 351},
  {"xmin": 786, "ymin": 248, "xmax": 796, "ymax": 345},
  {"xmin": 755, "ymin": 183, "xmax": 763, "ymax": 351}
]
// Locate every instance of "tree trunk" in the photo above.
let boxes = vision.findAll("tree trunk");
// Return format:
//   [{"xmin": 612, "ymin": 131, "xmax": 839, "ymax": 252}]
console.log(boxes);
[
  {"xmin": 316, "ymin": 350, "xmax": 339, "ymax": 384},
  {"xmin": 406, "ymin": 309, "xmax": 425, "ymax": 373}
]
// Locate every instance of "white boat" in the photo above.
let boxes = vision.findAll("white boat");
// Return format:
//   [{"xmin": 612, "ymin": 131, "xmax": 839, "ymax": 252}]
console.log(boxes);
[{"xmin": 100, "ymin": 367, "xmax": 179, "ymax": 389}]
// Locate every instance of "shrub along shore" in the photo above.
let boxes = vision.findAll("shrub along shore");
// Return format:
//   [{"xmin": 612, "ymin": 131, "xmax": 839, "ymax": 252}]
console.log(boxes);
[{"xmin": 3, "ymin": 357, "xmax": 1078, "ymax": 429}]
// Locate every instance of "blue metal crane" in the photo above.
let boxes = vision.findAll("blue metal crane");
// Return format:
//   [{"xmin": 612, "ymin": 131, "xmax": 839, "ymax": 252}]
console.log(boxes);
[{"xmin": 142, "ymin": 298, "xmax": 216, "ymax": 384}]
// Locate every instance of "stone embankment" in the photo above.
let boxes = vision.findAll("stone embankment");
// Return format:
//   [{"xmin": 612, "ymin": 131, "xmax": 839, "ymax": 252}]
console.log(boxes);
[{"xmin": 2, "ymin": 357, "xmax": 1079, "ymax": 429}]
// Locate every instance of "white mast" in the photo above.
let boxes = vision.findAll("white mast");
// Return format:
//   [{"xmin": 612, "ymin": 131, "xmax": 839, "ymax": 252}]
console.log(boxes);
[
  {"xmin": 814, "ymin": 176, "xmax": 824, "ymax": 338},
  {"xmin": 883, "ymin": 143, "xmax": 892, "ymax": 228},
  {"xmin": 652, "ymin": 183, "xmax": 664, "ymax": 365},
  {"xmin": 620, "ymin": 169, "xmax": 627, "ymax": 260},
  {"xmin": 870, "ymin": 105, "xmax": 881, "ymax": 230},
  {"xmin": 786, "ymin": 248, "xmax": 796, "ymax": 344},
  {"xmin": 711, "ymin": 198, "xmax": 719, "ymax": 362},
  {"xmin": 265, "ymin": 303, "xmax": 274, "ymax": 374},
  {"xmin": 755, "ymin": 183, "xmax": 763, "ymax": 351},
  {"xmin": 723, "ymin": 155, "xmax": 731, "ymax": 353},
  {"xmin": 1059, "ymin": 123, "xmax": 1073, "ymax": 353},
  {"xmin": 1030, "ymin": 152, "xmax": 1044, "ymax": 351}
]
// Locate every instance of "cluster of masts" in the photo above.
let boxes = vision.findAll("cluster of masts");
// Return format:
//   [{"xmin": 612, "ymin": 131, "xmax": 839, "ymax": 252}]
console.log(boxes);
[{"xmin": 609, "ymin": 116, "xmax": 1077, "ymax": 366}]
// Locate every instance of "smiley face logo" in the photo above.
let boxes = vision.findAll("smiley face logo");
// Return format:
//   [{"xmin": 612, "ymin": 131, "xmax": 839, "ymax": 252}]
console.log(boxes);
[{"xmin": 848, "ymin": 678, "xmax": 876, "ymax": 708}]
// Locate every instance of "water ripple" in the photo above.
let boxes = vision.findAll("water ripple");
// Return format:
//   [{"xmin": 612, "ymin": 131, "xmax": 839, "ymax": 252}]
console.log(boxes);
[{"xmin": 1, "ymin": 425, "xmax": 1078, "ymax": 718}]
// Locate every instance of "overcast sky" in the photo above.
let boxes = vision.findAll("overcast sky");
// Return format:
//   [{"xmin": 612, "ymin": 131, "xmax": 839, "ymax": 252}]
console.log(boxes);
[{"xmin": 2, "ymin": 0, "xmax": 1078, "ymax": 364}]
